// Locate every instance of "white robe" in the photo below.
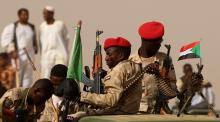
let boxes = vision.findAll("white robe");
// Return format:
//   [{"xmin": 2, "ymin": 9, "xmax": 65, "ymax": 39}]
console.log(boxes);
[
  {"xmin": 1, "ymin": 22, "xmax": 34, "ymax": 88},
  {"xmin": 191, "ymin": 87, "xmax": 215, "ymax": 106},
  {"xmin": 39, "ymin": 20, "xmax": 69, "ymax": 78}
]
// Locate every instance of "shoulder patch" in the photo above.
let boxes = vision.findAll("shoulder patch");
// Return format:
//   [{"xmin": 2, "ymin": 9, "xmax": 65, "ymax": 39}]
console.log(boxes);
[
  {"xmin": 104, "ymin": 76, "xmax": 111, "ymax": 81},
  {"xmin": 3, "ymin": 98, "xmax": 14, "ymax": 109}
]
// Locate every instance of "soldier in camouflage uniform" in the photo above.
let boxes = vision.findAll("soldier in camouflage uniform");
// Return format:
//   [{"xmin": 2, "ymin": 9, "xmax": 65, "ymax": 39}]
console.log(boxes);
[
  {"xmin": 39, "ymin": 64, "xmax": 79, "ymax": 122},
  {"xmin": 0, "ymin": 78, "xmax": 54, "ymax": 122},
  {"xmin": 68, "ymin": 37, "xmax": 146, "ymax": 120},
  {"xmin": 80, "ymin": 37, "xmax": 142, "ymax": 114},
  {"xmin": 130, "ymin": 21, "xmax": 177, "ymax": 114}
]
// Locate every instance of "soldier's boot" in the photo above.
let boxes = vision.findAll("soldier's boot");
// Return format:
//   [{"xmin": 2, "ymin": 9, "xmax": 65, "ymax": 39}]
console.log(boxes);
[
  {"xmin": 153, "ymin": 107, "xmax": 161, "ymax": 114},
  {"xmin": 153, "ymin": 92, "xmax": 164, "ymax": 114},
  {"xmin": 147, "ymin": 106, "xmax": 154, "ymax": 114},
  {"xmin": 153, "ymin": 101, "xmax": 162, "ymax": 114}
]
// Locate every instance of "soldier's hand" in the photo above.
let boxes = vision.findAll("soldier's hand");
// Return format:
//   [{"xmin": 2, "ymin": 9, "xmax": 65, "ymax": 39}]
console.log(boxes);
[
  {"xmin": 192, "ymin": 73, "xmax": 203, "ymax": 84},
  {"xmin": 146, "ymin": 62, "xmax": 160, "ymax": 75},
  {"xmin": 100, "ymin": 69, "xmax": 107, "ymax": 78}
]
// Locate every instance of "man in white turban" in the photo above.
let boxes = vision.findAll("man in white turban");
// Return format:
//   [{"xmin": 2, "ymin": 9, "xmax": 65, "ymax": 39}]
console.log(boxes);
[{"xmin": 39, "ymin": 6, "xmax": 69, "ymax": 78}]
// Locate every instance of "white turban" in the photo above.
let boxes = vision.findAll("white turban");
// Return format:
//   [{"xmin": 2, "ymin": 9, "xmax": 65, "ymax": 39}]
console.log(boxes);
[{"xmin": 45, "ymin": 5, "xmax": 55, "ymax": 12}]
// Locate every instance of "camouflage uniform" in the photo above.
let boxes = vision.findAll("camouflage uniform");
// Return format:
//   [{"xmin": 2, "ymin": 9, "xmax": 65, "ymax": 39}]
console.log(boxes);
[
  {"xmin": 39, "ymin": 95, "xmax": 79, "ymax": 122},
  {"xmin": 38, "ymin": 97, "xmax": 59, "ymax": 122},
  {"xmin": 80, "ymin": 60, "xmax": 143, "ymax": 115},
  {"xmin": 129, "ymin": 52, "xmax": 176, "ymax": 112},
  {"xmin": 0, "ymin": 88, "xmax": 44, "ymax": 122}
]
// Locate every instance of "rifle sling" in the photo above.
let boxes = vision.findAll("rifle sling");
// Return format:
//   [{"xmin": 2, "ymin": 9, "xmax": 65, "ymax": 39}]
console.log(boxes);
[
  {"xmin": 13, "ymin": 22, "xmax": 18, "ymax": 51},
  {"xmin": 13, "ymin": 21, "xmax": 36, "ymax": 52}
]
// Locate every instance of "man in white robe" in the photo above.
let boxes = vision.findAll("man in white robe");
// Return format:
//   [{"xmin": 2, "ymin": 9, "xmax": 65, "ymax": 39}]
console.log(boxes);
[
  {"xmin": 1, "ymin": 8, "xmax": 38, "ymax": 88},
  {"xmin": 39, "ymin": 6, "xmax": 69, "ymax": 78}
]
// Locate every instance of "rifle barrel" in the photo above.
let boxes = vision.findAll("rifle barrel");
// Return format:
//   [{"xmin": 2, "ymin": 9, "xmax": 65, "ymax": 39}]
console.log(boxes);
[
  {"xmin": 165, "ymin": 44, "xmax": 171, "ymax": 56},
  {"xmin": 23, "ymin": 48, "xmax": 41, "ymax": 78},
  {"xmin": 177, "ymin": 94, "xmax": 193, "ymax": 117}
]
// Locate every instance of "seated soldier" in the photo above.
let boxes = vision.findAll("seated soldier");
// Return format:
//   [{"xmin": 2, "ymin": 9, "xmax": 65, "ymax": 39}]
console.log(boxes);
[
  {"xmin": 0, "ymin": 78, "xmax": 54, "ymax": 122},
  {"xmin": 177, "ymin": 64, "xmax": 209, "ymax": 115},
  {"xmin": 39, "ymin": 64, "xmax": 71, "ymax": 122},
  {"xmin": 68, "ymin": 37, "xmax": 147, "ymax": 119},
  {"xmin": 0, "ymin": 52, "xmax": 15, "ymax": 91}
]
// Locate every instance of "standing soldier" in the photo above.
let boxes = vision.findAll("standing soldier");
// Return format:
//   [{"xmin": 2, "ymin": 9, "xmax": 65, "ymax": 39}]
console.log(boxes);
[
  {"xmin": 39, "ymin": 6, "xmax": 69, "ymax": 78},
  {"xmin": 1, "ymin": 8, "xmax": 38, "ymax": 88},
  {"xmin": 129, "ymin": 21, "xmax": 177, "ymax": 114}
]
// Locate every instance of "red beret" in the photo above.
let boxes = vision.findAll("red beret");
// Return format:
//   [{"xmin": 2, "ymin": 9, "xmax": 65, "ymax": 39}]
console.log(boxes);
[
  {"xmin": 138, "ymin": 21, "xmax": 164, "ymax": 40},
  {"xmin": 104, "ymin": 37, "xmax": 131, "ymax": 50}
]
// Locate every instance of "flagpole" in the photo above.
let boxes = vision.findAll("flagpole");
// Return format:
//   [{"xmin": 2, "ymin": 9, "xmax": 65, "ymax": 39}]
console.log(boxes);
[
  {"xmin": 200, "ymin": 57, "xmax": 202, "ymax": 66},
  {"xmin": 199, "ymin": 38, "xmax": 202, "ymax": 65}
]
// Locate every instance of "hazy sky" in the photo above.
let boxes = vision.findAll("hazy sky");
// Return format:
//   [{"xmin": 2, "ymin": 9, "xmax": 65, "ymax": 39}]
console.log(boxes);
[{"xmin": 0, "ymin": 0, "xmax": 219, "ymax": 109}]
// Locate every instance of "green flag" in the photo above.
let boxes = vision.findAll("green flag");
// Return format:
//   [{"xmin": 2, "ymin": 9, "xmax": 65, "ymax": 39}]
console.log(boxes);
[{"xmin": 67, "ymin": 23, "xmax": 82, "ymax": 83}]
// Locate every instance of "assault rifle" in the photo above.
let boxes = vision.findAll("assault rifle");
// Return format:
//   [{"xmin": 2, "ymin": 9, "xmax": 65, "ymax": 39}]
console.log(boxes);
[
  {"xmin": 160, "ymin": 44, "xmax": 171, "ymax": 78},
  {"xmin": 91, "ymin": 30, "xmax": 104, "ymax": 94},
  {"xmin": 154, "ymin": 44, "xmax": 174, "ymax": 114}
]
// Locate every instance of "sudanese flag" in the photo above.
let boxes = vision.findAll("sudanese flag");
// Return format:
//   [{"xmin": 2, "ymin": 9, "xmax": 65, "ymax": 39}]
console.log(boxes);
[{"xmin": 178, "ymin": 41, "xmax": 201, "ymax": 60}]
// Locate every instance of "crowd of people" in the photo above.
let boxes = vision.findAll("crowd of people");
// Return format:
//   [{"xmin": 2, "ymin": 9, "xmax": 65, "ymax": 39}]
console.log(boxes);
[{"xmin": 0, "ymin": 6, "xmax": 216, "ymax": 122}]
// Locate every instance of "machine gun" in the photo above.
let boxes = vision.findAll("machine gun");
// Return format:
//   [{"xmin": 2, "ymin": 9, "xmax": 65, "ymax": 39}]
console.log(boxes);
[
  {"xmin": 154, "ymin": 44, "xmax": 175, "ymax": 114},
  {"xmin": 91, "ymin": 30, "xmax": 104, "ymax": 94},
  {"xmin": 177, "ymin": 64, "xmax": 219, "ymax": 118}
]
